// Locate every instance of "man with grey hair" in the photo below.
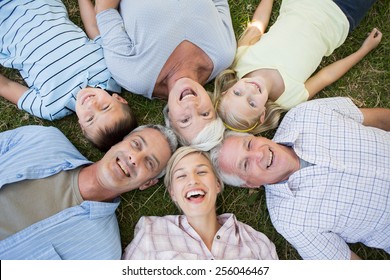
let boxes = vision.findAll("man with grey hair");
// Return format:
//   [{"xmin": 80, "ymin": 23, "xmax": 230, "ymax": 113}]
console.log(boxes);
[
  {"xmin": 210, "ymin": 97, "xmax": 390, "ymax": 260},
  {"xmin": 0, "ymin": 124, "xmax": 177, "ymax": 260}
]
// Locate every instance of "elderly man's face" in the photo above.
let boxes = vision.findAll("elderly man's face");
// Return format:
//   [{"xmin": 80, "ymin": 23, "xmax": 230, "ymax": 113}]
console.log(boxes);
[
  {"xmin": 218, "ymin": 135, "xmax": 299, "ymax": 187},
  {"xmin": 96, "ymin": 128, "xmax": 172, "ymax": 192}
]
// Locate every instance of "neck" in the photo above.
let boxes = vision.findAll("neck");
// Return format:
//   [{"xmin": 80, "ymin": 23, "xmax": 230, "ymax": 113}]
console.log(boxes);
[
  {"xmin": 281, "ymin": 145, "xmax": 301, "ymax": 180},
  {"xmin": 186, "ymin": 210, "xmax": 221, "ymax": 251},
  {"xmin": 78, "ymin": 164, "xmax": 119, "ymax": 202},
  {"xmin": 153, "ymin": 41, "xmax": 212, "ymax": 98}
]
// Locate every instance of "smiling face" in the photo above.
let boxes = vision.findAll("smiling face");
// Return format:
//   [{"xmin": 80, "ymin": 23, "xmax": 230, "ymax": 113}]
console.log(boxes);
[
  {"xmin": 96, "ymin": 128, "xmax": 172, "ymax": 192},
  {"xmin": 218, "ymin": 134, "xmax": 299, "ymax": 187},
  {"xmin": 220, "ymin": 77, "xmax": 269, "ymax": 124},
  {"xmin": 169, "ymin": 152, "xmax": 221, "ymax": 217},
  {"xmin": 167, "ymin": 78, "xmax": 216, "ymax": 143},
  {"xmin": 76, "ymin": 87, "xmax": 129, "ymax": 140}
]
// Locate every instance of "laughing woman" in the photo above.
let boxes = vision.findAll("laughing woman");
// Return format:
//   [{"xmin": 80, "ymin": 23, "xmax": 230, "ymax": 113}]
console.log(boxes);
[{"xmin": 122, "ymin": 146, "xmax": 278, "ymax": 260}]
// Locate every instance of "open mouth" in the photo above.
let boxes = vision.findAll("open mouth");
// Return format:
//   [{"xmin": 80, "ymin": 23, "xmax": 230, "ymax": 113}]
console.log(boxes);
[
  {"xmin": 248, "ymin": 82, "xmax": 261, "ymax": 93},
  {"xmin": 81, "ymin": 93, "xmax": 94, "ymax": 105},
  {"xmin": 267, "ymin": 148, "xmax": 274, "ymax": 168},
  {"xmin": 180, "ymin": 88, "xmax": 197, "ymax": 101},
  {"xmin": 185, "ymin": 189, "xmax": 206, "ymax": 201},
  {"xmin": 117, "ymin": 158, "xmax": 130, "ymax": 177}
]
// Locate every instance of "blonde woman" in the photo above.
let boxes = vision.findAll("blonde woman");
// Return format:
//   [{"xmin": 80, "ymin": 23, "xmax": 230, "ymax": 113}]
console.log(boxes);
[
  {"xmin": 122, "ymin": 146, "xmax": 278, "ymax": 260},
  {"xmin": 213, "ymin": 0, "xmax": 382, "ymax": 134}
]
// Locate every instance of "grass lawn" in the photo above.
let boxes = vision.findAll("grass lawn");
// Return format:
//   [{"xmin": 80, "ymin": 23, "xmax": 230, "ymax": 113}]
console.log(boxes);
[{"xmin": 1, "ymin": 0, "xmax": 389, "ymax": 260}]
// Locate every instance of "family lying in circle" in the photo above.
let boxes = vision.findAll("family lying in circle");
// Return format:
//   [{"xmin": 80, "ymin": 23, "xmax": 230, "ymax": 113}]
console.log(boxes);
[{"xmin": 0, "ymin": 0, "xmax": 389, "ymax": 260}]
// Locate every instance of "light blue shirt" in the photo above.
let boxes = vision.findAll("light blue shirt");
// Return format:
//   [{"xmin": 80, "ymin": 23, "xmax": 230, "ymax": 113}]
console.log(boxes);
[
  {"xmin": 265, "ymin": 97, "xmax": 390, "ymax": 260},
  {"xmin": 0, "ymin": 126, "xmax": 122, "ymax": 260},
  {"xmin": 96, "ymin": 0, "xmax": 236, "ymax": 98},
  {"xmin": 0, "ymin": 0, "xmax": 120, "ymax": 120}
]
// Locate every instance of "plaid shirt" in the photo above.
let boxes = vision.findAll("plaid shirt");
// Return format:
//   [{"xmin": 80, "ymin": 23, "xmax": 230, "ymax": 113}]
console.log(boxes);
[
  {"xmin": 266, "ymin": 97, "xmax": 390, "ymax": 259},
  {"xmin": 123, "ymin": 213, "xmax": 278, "ymax": 260}
]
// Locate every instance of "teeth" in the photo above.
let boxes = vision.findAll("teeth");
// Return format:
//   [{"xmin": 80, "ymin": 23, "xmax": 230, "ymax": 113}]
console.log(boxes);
[
  {"xmin": 267, "ymin": 149, "xmax": 273, "ymax": 168},
  {"xmin": 186, "ymin": 190, "xmax": 205, "ymax": 199},
  {"xmin": 117, "ymin": 160, "xmax": 130, "ymax": 177},
  {"xmin": 180, "ymin": 89, "xmax": 196, "ymax": 101}
]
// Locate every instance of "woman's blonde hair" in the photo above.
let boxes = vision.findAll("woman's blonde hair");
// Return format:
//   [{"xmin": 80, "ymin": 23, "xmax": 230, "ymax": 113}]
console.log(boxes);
[
  {"xmin": 164, "ymin": 146, "xmax": 224, "ymax": 195},
  {"xmin": 213, "ymin": 68, "xmax": 286, "ymax": 135}
]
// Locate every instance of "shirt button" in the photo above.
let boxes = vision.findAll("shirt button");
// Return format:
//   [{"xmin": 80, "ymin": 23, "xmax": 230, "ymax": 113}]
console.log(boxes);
[{"xmin": 216, "ymin": 235, "xmax": 220, "ymax": 239}]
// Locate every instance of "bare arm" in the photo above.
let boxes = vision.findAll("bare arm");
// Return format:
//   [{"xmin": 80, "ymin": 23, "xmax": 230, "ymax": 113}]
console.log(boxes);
[
  {"xmin": 0, "ymin": 74, "xmax": 28, "ymax": 105},
  {"xmin": 360, "ymin": 108, "xmax": 390, "ymax": 131},
  {"xmin": 95, "ymin": 0, "xmax": 120, "ymax": 14},
  {"xmin": 78, "ymin": 0, "xmax": 100, "ymax": 39},
  {"xmin": 238, "ymin": 0, "xmax": 274, "ymax": 47},
  {"xmin": 350, "ymin": 250, "xmax": 362, "ymax": 260},
  {"xmin": 305, "ymin": 28, "xmax": 382, "ymax": 99}
]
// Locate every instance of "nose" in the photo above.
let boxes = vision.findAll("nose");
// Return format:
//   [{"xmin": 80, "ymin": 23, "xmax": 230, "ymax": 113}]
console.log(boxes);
[
  {"xmin": 86, "ymin": 98, "xmax": 98, "ymax": 110},
  {"xmin": 249, "ymin": 147, "xmax": 266, "ymax": 166},
  {"xmin": 187, "ymin": 172, "xmax": 199, "ymax": 186},
  {"xmin": 128, "ymin": 153, "xmax": 139, "ymax": 166}
]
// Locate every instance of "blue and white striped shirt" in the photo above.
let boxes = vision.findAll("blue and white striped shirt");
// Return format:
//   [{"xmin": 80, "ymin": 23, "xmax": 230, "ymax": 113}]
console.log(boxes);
[
  {"xmin": 266, "ymin": 97, "xmax": 390, "ymax": 259},
  {"xmin": 0, "ymin": 126, "xmax": 122, "ymax": 260},
  {"xmin": 0, "ymin": 0, "xmax": 120, "ymax": 120}
]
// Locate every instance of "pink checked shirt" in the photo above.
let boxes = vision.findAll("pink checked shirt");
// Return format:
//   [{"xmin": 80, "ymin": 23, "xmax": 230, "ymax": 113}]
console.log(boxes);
[{"xmin": 122, "ymin": 213, "xmax": 278, "ymax": 260}]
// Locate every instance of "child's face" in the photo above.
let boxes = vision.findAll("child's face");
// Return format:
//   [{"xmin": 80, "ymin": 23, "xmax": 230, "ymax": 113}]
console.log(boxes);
[
  {"xmin": 220, "ymin": 77, "xmax": 268, "ymax": 123},
  {"xmin": 76, "ymin": 87, "xmax": 128, "ymax": 139},
  {"xmin": 167, "ymin": 78, "xmax": 216, "ymax": 143}
]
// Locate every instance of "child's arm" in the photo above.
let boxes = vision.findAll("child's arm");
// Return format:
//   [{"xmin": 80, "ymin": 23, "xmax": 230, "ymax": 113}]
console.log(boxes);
[
  {"xmin": 95, "ymin": 0, "xmax": 120, "ymax": 13},
  {"xmin": 238, "ymin": 0, "xmax": 274, "ymax": 47},
  {"xmin": 305, "ymin": 28, "xmax": 382, "ymax": 99},
  {"xmin": 0, "ymin": 74, "xmax": 28, "ymax": 105},
  {"xmin": 78, "ymin": 0, "xmax": 100, "ymax": 39}
]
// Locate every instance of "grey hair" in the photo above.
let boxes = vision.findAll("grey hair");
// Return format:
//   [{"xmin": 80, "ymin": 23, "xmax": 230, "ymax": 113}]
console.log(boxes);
[
  {"xmin": 163, "ymin": 104, "xmax": 225, "ymax": 151},
  {"xmin": 209, "ymin": 130, "xmax": 249, "ymax": 187},
  {"xmin": 130, "ymin": 124, "xmax": 178, "ymax": 178}
]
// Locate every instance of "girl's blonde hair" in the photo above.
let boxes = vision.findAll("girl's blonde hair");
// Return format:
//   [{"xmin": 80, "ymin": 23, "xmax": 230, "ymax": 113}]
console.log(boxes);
[{"xmin": 213, "ymin": 68, "xmax": 286, "ymax": 135}]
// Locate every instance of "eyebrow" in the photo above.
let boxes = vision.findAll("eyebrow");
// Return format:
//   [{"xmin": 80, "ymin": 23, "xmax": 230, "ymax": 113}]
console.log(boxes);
[
  {"xmin": 238, "ymin": 139, "xmax": 248, "ymax": 171},
  {"xmin": 173, "ymin": 163, "xmax": 209, "ymax": 174}
]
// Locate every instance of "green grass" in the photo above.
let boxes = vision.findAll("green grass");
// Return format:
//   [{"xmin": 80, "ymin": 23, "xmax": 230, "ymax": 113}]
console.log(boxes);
[{"xmin": 1, "ymin": 0, "xmax": 389, "ymax": 260}]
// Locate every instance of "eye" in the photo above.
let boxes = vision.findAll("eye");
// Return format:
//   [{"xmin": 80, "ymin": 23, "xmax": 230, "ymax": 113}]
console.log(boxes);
[
  {"xmin": 87, "ymin": 116, "xmax": 94, "ymax": 122},
  {"xmin": 233, "ymin": 90, "xmax": 240, "ymax": 96},
  {"xmin": 197, "ymin": 170, "xmax": 208, "ymax": 175},
  {"xmin": 176, "ymin": 174, "xmax": 186, "ymax": 179},
  {"xmin": 181, "ymin": 117, "xmax": 189, "ymax": 124},
  {"xmin": 146, "ymin": 158, "xmax": 155, "ymax": 171},
  {"xmin": 249, "ymin": 100, "xmax": 256, "ymax": 108},
  {"xmin": 201, "ymin": 112, "xmax": 210, "ymax": 117},
  {"xmin": 243, "ymin": 159, "xmax": 249, "ymax": 171},
  {"xmin": 102, "ymin": 104, "xmax": 109, "ymax": 110},
  {"xmin": 247, "ymin": 139, "xmax": 252, "ymax": 151},
  {"xmin": 131, "ymin": 140, "xmax": 141, "ymax": 150}
]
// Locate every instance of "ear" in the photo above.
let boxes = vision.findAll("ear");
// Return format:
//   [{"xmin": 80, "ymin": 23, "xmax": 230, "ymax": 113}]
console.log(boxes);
[
  {"xmin": 112, "ymin": 93, "xmax": 128, "ymax": 104},
  {"xmin": 259, "ymin": 110, "xmax": 266, "ymax": 124},
  {"xmin": 138, "ymin": 178, "xmax": 158, "ymax": 191},
  {"xmin": 169, "ymin": 190, "xmax": 177, "ymax": 202},
  {"xmin": 216, "ymin": 179, "xmax": 222, "ymax": 194}
]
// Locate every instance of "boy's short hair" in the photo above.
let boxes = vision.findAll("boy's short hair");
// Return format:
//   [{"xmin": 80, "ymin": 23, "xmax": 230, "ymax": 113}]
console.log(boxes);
[{"xmin": 84, "ymin": 103, "xmax": 138, "ymax": 152}]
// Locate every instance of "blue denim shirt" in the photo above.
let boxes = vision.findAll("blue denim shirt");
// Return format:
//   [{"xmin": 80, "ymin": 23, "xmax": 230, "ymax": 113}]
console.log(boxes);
[{"xmin": 0, "ymin": 126, "xmax": 122, "ymax": 259}]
